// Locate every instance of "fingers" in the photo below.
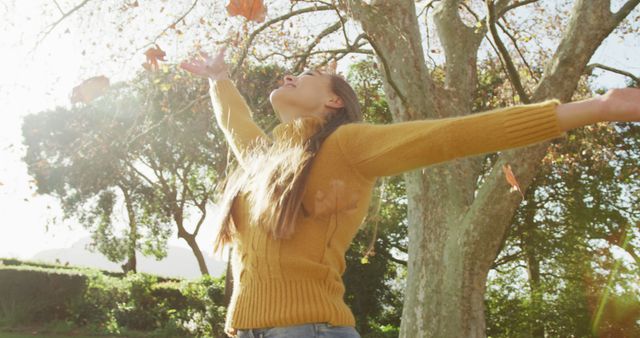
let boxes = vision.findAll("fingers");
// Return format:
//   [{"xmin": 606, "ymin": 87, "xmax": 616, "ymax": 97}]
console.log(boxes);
[
  {"xmin": 198, "ymin": 50, "xmax": 210, "ymax": 59},
  {"xmin": 179, "ymin": 61, "xmax": 201, "ymax": 74},
  {"xmin": 180, "ymin": 45, "xmax": 228, "ymax": 76},
  {"xmin": 198, "ymin": 45, "xmax": 227, "ymax": 61}
]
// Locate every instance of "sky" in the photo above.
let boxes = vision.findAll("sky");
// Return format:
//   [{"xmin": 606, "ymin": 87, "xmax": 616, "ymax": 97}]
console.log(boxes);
[
  {"xmin": 0, "ymin": 1, "xmax": 225, "ymax": 261},
  {"xmin": 0, "ymin": 1, "xmax": 638, "ymax": 265}
]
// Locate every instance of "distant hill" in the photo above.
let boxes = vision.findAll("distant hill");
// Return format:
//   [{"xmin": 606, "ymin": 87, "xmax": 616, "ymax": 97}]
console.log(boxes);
[{"xmin": 31, "ymin": 237, "xmax": 226, "ymax": 279}]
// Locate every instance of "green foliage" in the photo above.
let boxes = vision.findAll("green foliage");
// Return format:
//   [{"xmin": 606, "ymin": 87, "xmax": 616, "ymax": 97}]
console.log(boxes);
[
  {"xmin": 234, "ymin": 61, "xmax": 287, "ymax": 131},
  {"xmin": 484, "ymin": 67, "xmax": 640, "ymax": 336},
  {"xmin": 0, "ymin": 259, "xmax": 227, "ymax": 337},
  {"xmin": 68, "ymin": 271, "xmax": 227, "ymax": 337},
  {"xmin": 22, "ymin": 64, "xmax": 230, "ymax": 274},
  {"xmin": 0, "ymin": 267, "xmax": 86, "ymax": 326}
]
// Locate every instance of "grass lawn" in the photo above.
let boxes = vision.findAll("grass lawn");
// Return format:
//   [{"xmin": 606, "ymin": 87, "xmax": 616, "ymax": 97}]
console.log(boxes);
[
  {"xmin": 0, "ymin": 333, "xmax": 99, "ymax": 338},
  {"xmin": 0, "ymin": 331, "xmax": 121, "ymax": 338}
]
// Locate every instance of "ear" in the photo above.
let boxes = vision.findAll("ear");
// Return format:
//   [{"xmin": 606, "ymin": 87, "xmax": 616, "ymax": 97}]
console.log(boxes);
[{"xmin": 325, "ymin": 96, "xmax": 344, "ymax": 109}]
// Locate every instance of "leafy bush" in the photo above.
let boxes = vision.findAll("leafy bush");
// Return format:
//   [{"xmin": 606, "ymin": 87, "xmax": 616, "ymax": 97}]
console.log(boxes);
[
  {"xmin": 66, "ymin": 269, "xmax": 227, "ymax": 337},
  {"xmin": 0, "ymin": 259, "xmax": 228, "ymax": 337},
  {"xmin": 0, "ymin": 266, "xmax": 86, "ymax": 326}
]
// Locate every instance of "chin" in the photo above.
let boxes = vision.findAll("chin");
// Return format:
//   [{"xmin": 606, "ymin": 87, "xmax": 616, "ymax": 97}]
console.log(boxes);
[{"xmin": 269, "ymin": 90, "xmax": 289, "ymax": 112}]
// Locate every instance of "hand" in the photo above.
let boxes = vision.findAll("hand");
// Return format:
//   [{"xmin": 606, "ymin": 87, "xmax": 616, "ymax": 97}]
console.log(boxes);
[
  {"xmin": 600, "ymin": 87, "xmax": 640, "ymax": 122},
  {"xmin": 180, "ymin": 46, "xmax": 229, "ymax": 80},
  {"xmin": 556, "ymin": 87, "xmax": 640, "ymax": 132}
]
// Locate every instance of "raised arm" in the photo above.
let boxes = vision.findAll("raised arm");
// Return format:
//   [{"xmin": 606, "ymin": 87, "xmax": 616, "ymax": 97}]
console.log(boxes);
[
  {"xmin": 208, "ymin": 78, "xmax": 269, "ymax": 165},
  {"xmin": 336, "ymin": 88, "xmax": 640, "ymax": 180},
  {"xmin": 181, "ymin": 46, "xmax": 268, "ymax": 166}
]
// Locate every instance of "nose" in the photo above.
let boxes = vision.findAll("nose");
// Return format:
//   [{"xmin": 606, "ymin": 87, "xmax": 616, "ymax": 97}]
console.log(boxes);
[{"xmin": 283, "ymin": 75, "xmax": 295, "ymax": 86}]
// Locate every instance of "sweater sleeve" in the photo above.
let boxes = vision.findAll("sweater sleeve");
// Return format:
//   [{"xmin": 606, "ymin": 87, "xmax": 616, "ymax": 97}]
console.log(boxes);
[
  {"xmin": 335, "ymin": 100, "xmax": 566, "ymax": 179},
  {"xmin": 209, "ymin": 78, "xmax": 269, "ymax": 166}
]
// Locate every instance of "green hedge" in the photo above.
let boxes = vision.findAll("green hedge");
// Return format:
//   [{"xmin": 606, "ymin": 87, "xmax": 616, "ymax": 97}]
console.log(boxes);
[
  {"xmin": 0, "ymin": 260, "xmax": 227, "ymax": 337},
  {"xmin": 0, "ymin": 266, "xmax": 86, "ymax": 325}
]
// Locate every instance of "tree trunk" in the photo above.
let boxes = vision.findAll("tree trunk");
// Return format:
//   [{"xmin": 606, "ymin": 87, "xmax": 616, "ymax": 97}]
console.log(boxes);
[
  {"xmin": 121, "ymin": 186, "xmax": 138, "ymax": 274},
  {"xmin": 341, "ymin": 0, "xmax": 638, "ymax": 336},
  {"xmin": 400, "ymin": 169, "xmax": 494, "ymax": 338},
  {"xmin": 224, "ymin": 246, "xmax": 233, "ymax": 306},
  {"xmin": 179, "ymin": 227, "xmax": 210, "ymax": 275},
  {"xmin": 164, "ymin": 181, "xmax": 210, "ymax": 275}
]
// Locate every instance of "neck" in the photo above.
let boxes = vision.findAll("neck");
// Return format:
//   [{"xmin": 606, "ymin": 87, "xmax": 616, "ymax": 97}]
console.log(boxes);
[{"xmin": 272, "ymin": 115, "xmax": 327, "ymax": 145}]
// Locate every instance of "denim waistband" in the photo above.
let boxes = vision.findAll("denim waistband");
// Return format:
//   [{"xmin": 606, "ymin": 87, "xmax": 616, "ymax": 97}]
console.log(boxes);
[{"xmin": 235, "ymin": 322, "xmax": 360, "ymax": 338}]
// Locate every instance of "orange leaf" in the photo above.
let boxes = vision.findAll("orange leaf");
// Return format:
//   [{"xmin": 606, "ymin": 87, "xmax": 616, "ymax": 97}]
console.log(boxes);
[
  {"xmin": 226, "ymin": 0, "xmax": 267, "ymax": 23},
  {"xmin": 144, "ymin": 44, "xmax": 166, "ymax": 71},
  {"xmin": 70, "ymin": 75, "xmax": 110, "ymax": 104},
  {"xmin": 502, "ymin": 164, "xmax": 524, "ymax": 199}
]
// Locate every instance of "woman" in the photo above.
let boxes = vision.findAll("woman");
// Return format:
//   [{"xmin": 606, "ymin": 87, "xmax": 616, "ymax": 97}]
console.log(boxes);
[{"xmin": 181, "ymin": 47, "xmax": 640, "ymax": 338}]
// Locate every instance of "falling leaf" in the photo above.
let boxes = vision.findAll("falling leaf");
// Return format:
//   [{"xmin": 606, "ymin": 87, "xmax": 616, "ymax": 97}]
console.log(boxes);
[
  {"xmin": 143, "ymin": 44, "xmax": 166, "ymax": 71},
  {"xmin": 502, "ymin": 164, "xmax": 524, "ymax": 199},
  {"xmin": 226, "ymin": 0, "xmax": 267, "ymax": 23},
  {"xmin": 70, "ymin": 75, "xmax": 110, "ymax": 104}
]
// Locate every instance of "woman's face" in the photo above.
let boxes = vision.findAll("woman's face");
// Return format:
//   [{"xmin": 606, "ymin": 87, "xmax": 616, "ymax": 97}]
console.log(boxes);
[{"xmin": 269, "ymin": 69, "xmax": 343, "ymax": 122}]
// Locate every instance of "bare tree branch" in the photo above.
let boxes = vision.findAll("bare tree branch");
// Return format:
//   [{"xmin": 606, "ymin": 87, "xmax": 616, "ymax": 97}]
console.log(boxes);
[
  {"xmin": 332, "ymin": 4, "xmax": 351, "ymax": 46},
  {"xmin": 30, "ymin": 0, "xmax": 91, "ymax": 54},
  {"xmin": 497, "ymin": 0, "xmax": 539, "ymax": 18},
  {"xmin": 231, "ymin": 5, "xmax": 334, "ymax": 77},
  {"xmin": 586, "ymin": 63, "xmax": 640, "ymax": 86},
  {"xmin": 484, "ymin": 31, "xmax": 517, "ymax": 105},
  {"xmin": 293, "ymin": 21, "xmax": 343, "ymax": 73},
  {"xmin": 491, "ymin": 250, "xmax": 523, "ymax": 269},
  {"xmin": 52, "ymin": 0, "xmax": 65, "ymax": 15},
  {"xmin": 459, "ymin": 1, "xmax": 480, "ymax": 22},
  {"xmin": 417, "ymin": 0, "xmax": 440, "ymax": 17},
  {"xmin": 497, "ymin": 19, "xmax": 538, "ymax": 81},
  {"xmin": 124, "ymin": 159, "xmax": 156, "ymax": 187},
  {"xmin": 253, "ymin": 43, "xmax": 372, "ymax": 62},
  {"xmin": 613, "ymin": 0, "xmax": 640, "ymax": 22},
  {"xmin": 379, "ymin": 250, "xmax": 408, "ymax": 266},
  {"xmin": 125, "ymin": 93, "xmax": 209, "ymax": 148},
  {"xmin": 313, "ymin": 43, "xmax": 372, "ymax": 68},
  {"xmin": 149, "ymin": 0, "xmax": 199, "ymax": 47},
  {"xmin": 487, "ymin": 0, "xmax": 530, "ymax": 103},
  {"xmin": 193, "ymin": 197, "xmax": 208, "ymax": 236}
]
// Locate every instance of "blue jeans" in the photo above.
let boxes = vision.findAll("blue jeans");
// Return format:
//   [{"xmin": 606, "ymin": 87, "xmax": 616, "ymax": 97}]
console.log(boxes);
[{"xmin": 236, "ymin": 322, "xmax": 361, "ymax": 338}]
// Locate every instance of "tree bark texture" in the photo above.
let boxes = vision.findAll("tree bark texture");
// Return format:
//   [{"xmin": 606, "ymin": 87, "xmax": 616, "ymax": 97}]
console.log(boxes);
[{"xmin": 342, "ymin": 0, "xmax": 638, "ymax": 336}]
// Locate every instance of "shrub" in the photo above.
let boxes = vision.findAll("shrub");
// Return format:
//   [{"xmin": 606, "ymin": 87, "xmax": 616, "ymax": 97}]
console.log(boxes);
[
  {"xmin": 0, "ymin": 266, "xmax": 86, "ymax": 325},
  {"xmin": 0, "ymin": 259, "xmax": 229, "ymax": 337}
]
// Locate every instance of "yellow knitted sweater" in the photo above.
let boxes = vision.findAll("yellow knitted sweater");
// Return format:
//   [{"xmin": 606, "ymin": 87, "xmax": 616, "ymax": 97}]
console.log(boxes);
[{"xmin": 209, "ymin": 79, "xmax": 565, "ymax": 333}]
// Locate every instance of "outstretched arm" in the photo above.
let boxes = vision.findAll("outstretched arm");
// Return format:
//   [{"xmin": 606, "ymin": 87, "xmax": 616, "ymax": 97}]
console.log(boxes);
[
  {"xmin": 335, "ymin": 89, "xmax": 640, "ymax": 180},
  {"xmin": 556, "ymin": 88, "xmax": 640, "ymax": 131},
  {"xmin": 208, "ymin": 78, "xmax": 269, "ymax": 165},
  {"xmin": 181, "ymin": 47, "xmax": 268, "ymax": 167}
]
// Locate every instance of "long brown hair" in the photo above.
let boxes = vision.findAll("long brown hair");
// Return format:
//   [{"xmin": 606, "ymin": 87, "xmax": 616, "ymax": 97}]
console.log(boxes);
[{"xmin": 211, "ymin": 73, "xmax": 363, "ymax": 255}]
